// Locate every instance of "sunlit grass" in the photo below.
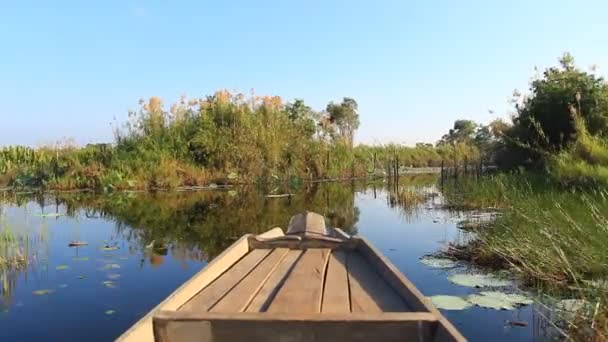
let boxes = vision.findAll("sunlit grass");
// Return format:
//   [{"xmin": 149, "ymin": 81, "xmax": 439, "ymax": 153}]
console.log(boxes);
[{"xmin": 443, "ymin": 174, "xmax": 608, "ymax": 338}]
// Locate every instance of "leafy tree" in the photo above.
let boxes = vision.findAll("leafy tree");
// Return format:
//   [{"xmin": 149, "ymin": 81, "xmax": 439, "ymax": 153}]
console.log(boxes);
[
  {"xmin": 439, "ymin": 119, "xmax": 477, "ymax": 145},
  {"xmin": 326, "ymin": 97, "xmax": 360, "ymax": 148},
  {"xmin": 508, "ymin": 53, "xmax": 608, "ymax": 155}
]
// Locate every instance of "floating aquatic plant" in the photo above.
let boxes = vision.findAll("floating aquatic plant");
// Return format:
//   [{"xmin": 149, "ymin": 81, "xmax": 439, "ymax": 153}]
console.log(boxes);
[
  {"xmin": 72, "ymin": 257, "xmax": 89, "ymax": 261},
  {"xmin": 430, "ymin": 295, "xmax": 473, "ymax": 310},
  {"xmin": 447, "ymin": 274, "xmax": 512, "ymax": 288},
  {"xmin": 102, "ymin": 280, "xmax": 116, "ymax": 288},
  {"xmin": 35, "ymin": 213, "xmax": 63, "ymax": 218},
  {"xmin": 467, "ymin": 291, "xmax": 533, "ymax": 310},
  {"xmin": 33, "ymin": 289, "xmax": 54, "ymax": 295},
  {"xmin": 420, "ymin": 257, "xmax": 457, "ymax": 269},
  {"xmin": 55, "ymin": 265, "xmax": 70, "ymax": 270},
  {"xmin": 102, "ymin": 264, "xmax": 120, "ymax": 270}
]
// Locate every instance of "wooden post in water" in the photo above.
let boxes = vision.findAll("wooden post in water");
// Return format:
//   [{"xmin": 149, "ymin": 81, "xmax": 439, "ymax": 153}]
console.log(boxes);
[
  {"xmin": 326, "ymin": 150, "xmax": 330, "ymax": 177},
  {"xmin": 373, "ymin": 152, "xmax": 377, "ymax": 174},
  {"xmin": 440, "ymin": 160, "xmax": 445, "ymax": 188}
]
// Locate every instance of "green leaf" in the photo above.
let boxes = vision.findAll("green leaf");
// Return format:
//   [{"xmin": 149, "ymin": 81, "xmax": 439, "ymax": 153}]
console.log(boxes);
[
  {"xmin": 55, "ymin": 265, "xmax": 70, "ymax": 270},
  {"xmin": 420, "ymin": 257, "xmax": 457, "ymax": 269},
  {"xmin": 33, "ymin": 289, "xmax": 54, "ymax": 295},
  {"xmin": 430, "ymin": 295, "xmax": 473, "ymax": 310},
  {"xmin": 72, "ymin": 257, "xmax": 89, "ymax": 261},
  {"xmin": 467, "ymin": 291, "xmax": 533, "ymax": 310},
  {"xmin": 447, "ymin": 274, "xmax": 512, "ymax": 288}
]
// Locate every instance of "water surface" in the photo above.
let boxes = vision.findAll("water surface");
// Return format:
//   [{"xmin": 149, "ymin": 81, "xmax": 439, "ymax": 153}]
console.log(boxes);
[{"xmin": 0, "ymin": 176, "xmax": 553, "ymax": 341}]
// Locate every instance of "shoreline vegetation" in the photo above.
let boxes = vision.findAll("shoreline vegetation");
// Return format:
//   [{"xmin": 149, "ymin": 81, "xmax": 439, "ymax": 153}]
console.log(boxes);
[
  {"xmin": 0, "ymin": 93, "xmax": 478, "ymax": 192},
  {"xmin": 2, "ymin": 53, "xmax": 608, "ymax": 337}
]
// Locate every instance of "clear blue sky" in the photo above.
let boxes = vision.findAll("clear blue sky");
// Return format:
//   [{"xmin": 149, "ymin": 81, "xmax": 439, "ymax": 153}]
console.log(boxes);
[{"xmin": 1, "ymin": 0, "xmax": 607, "ymax": 146}]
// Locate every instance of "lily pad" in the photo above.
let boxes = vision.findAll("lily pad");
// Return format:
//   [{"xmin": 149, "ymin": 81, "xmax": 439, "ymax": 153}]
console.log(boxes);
[
  {"xmin": 102, "ymin": 264, "xmax": 121, "ymax": 270},
  {"xmin": 420, "ymin": 257, "xmax": 457, "ymax": 269},
  {"xmin": 467, "ymin": 291, "xmax": 533, "ymax": 310},
  {"xmin": 76, "ymin": 275, "xmax": 87, "ymax": 279},
  {"xmin": 36, "ymin": 213, "xmax": 63, "ymax": 218},
  {"xmin": 102, "ymin": 280, "xmax": 117, "ymax": 288},
  {"xmin": 33, "ymin": 289, "xmax": 54, "ymax": 295},
  {"xmin": 107, "ymin": 273, "xmax": 121, "ymax": 280},
  {"xmin": 430, "ymin": 295, "xmax": 473, "ymax": 310},
  {"xmin": 105, "ymin": 310, "xmax": 116, "ymax": 315},
  {"xmin": 73, "ymin": 257, "xmax": 89, "ymax": 261},
  {"xmin": 447, "ymin": 274, "xmax": 512, "ymax": 288},
  {"xmin": 55, "ymin": 265, "xmax": 70, "ymax": 270}
]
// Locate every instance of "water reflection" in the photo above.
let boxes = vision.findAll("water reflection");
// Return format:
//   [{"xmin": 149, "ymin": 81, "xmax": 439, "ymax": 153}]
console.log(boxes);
[{"xmin": 0, "ymin": 175, "xmax": 550, "ymax": 342}]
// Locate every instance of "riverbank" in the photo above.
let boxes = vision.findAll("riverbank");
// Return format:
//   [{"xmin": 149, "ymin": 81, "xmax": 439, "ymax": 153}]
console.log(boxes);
[{"xmin": 442, "ymin": 173, "xmax": 607, "ymax": 339}]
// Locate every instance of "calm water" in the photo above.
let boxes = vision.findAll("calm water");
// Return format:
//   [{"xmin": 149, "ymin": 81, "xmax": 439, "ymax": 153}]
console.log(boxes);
[{"xmin": 0, "ymin": 176, "xmax": 555, "ymax": 341}]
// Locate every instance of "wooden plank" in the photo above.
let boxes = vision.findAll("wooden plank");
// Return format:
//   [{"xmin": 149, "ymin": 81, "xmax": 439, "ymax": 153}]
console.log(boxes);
[
  {"xmin": 210, "ymin": 248, "xmax": 289, "ymax": 313},
  {"xmin": 347, "ymin": 250, "xmax": 409, "ymax": 313},
  {"xmin": 355, "ymin": 238, "xmax": 467, "ymax": 341},
  {"xmin": 116, "ymin": 233, "xmax": 252, "ymax": 342},
  {"xmin": 245, "ymin": 250, "xmax": 303, "ymax": 312},
  {"xmin": 153, "ymin": 311, "xmax": 438, "ymax": 342},
  {"xmin": 266, "ymin": 248, "xmax": 330, "ymax": 313},
  {"xmin": 248, "ymin": 237, "xmax": 357, "ymax": 250},
  {"xmin": 286, "ymin": 211, "xmax": 328, "ymax": 236},
  {"xmin": 180, "ymin": 249, "xmax": 272, "ymax": 311},
  {"xmin": 255, "ymin": 227, "xmax": 284, "ymax": 239},
  {"xmin": 321, "ymin": 249, "xmax": 350, "ymax": 313}
]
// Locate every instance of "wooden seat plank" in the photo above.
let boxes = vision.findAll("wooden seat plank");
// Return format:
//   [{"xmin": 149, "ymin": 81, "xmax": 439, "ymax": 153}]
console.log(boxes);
[
  {"xmin": 245, "ymin": 250, "xmax": 303, "ymax": 312},
  {"xmin": 321, "ymin": 249, "xmax": 350, "ymax": 313},
  {"xmin": 180, "ymin": 249, "xmax": 271, "ymax": 311},
  {"xmin": 266, "ymin": 248, "xmax": 330, "ymax": 313},
  {"xmin": 210, "ymin": 248, "xmax": 289, "ymax": 313},
  {"xmin": 347, "ymin": 251, "xmax": 409, "ymax": 313}
]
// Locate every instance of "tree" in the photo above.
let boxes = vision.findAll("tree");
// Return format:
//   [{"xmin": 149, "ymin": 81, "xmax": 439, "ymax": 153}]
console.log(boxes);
[
  {"xmin": 438, "ymin": 119, "xmax": 477, "ymax": 145},
  {"xmin": 326, "ymin": 97, "xmax": 360, "ymax": 147},
  {"xmin": 509, "ymin": 53, "xmax": 608, "ymax": 153}
]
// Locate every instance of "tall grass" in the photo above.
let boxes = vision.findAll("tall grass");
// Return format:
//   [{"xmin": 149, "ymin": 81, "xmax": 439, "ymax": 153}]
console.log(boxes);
[
  {"xmin": 0, "ymin": 91, "xmax": 480, "ymax": 191},
  {"xmin": 444, "ymin": 174, "xmax": 607, "ymax": 337}
]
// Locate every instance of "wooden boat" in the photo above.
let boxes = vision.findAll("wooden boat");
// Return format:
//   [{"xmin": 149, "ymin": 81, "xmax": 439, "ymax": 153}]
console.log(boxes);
[{"xmin": 118, "ymin": 212, "xmax": 466, "ymax": 342}]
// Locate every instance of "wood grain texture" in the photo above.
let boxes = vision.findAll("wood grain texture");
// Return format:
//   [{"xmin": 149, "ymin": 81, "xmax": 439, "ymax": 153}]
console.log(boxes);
[
  {"xmin": 116, "ymin": 233, "xmax": 252, "ymax": 342},
  {"xmin": 266, "ymin": 248, "xmax": 330, "ymax": 313},
  {"xmin": 245, "ymin": 249, "xmax": 303, "ymax": 312},
  {"xmin": 210, "ymin": 248, "xmax": 289, "ymax": 313},
  {"xmin": 153, "ymin": 311, "xmax": 438, "ymax": 342},
  {"xmin": 347, "ymin": 251, "xmax": 409, "ymax": 313},
  {"xmin": 321, "ymin": 249, "xmax": 350, "ymax": 313},
  {"xmin": 355, "ymin": 238, "xmax": 467, "ymax": 341},
  {"xmin": 180, "ymin": 249, "xmax": 272, "ymax": 311}
]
